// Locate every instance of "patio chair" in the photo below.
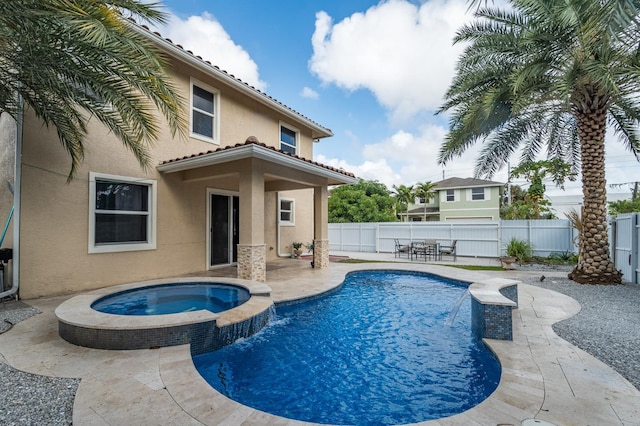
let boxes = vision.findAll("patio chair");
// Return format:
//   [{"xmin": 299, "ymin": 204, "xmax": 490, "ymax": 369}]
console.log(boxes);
[
  {"xmin": 439, "ymin": 240, "xmax": 457, "ymax": 261},
  {"xmin": 394, "ymin": 239, "xmax": 411, "ymax": 258}
]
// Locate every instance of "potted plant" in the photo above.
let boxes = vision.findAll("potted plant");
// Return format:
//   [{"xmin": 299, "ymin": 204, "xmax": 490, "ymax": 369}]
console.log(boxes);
[
  {"xmin": 502, "ymin": 238, "xmax": 533, "ymax": 269},
  {"xmin": 292, "ymin": 242, "xmax": 303, "ymax": 258}
]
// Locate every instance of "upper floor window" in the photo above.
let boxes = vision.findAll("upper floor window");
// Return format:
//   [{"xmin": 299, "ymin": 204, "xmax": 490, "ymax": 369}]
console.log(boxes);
[
  {"xmin": 89, "ymin": 172, "xmax": 157, "ymax": 253},
  {"xmin": 280, "ymin": 124, "xmax": 298, "ymax": 154},
  {"xmin": 471, "ymin": 187, "xmax": 485, "ymax": 200},
  {"xmin": 191, "ymin": 79, "xmax": 219, "ymax": 142},
  {"xmin": 446, "ymin": 189, "xmax": 455, "ymax": 202},
  {"xmin": 279, "ymin": 198, "xmax": 295, "ymax": 225}
]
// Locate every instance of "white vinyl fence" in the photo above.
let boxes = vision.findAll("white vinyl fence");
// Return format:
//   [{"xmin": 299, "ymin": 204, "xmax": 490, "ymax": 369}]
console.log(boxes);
[
  {"xmin": 330, "ymin": 216, "xmax": 640, "ymax": 284},
  {"xmin": 329, "ymin": 220, "xmax": 576, "ymax": 258}
]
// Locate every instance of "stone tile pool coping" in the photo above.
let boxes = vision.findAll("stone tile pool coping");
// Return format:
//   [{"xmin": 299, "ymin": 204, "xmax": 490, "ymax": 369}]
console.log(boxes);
[{"xmin": 3, "ymin": 261, "xmax": 640, "ymax": 425}]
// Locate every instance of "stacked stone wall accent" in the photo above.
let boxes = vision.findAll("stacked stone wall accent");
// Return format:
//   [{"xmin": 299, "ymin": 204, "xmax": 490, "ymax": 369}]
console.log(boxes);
[
  {"xmin": 313, "ymin": 239, "xmax": 329, "ymax": 269},
  {"xmin": 238, "ymin": 244, "xmax": 266, "ymax": 282}
]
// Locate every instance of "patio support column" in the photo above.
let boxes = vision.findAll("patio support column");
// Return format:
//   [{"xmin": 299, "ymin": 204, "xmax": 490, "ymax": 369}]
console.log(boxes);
[
  {"xmin": 313, "ymin": 184, "xmax": 330, "ymax": 269},
  {"xmin": 238, "ymin": 161, "xmax": 266, "ymax": 282}
]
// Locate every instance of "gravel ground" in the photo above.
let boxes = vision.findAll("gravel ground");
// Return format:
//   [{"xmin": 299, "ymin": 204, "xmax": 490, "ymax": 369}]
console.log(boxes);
[
  {"xmin": 0, "ymin": 269, "xmax": 638, "ymax": 425},
  {"xmin": 519, "ymin": 271, "xmax": 640, "ymax": 391},
  {"xmin": 0, "ymin": 300, "xmax": 78, "ymax": 426}
]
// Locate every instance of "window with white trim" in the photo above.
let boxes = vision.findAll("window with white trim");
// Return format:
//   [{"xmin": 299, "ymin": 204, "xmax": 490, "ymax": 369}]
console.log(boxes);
[
  {"xmin": 280, "ymin": 124, "xmax": 298, "ymax": 154},
  {"xmin": 89, "ymin": 172, "xmax": 156, "ymax": 253},
  {"xmin": 279, "ymin": 198, "xmax": 295, "ymax": 225},
  {"xmin": 446, "ymin": 189, "xmax": 455, "ymax": 202},
  {"xmin": 191, "ymin": 79, "xmax": 219, "ymax": 142},
  {"xmin": 471, "ymin": 187, "xmax": 485, "ymax": 200}
]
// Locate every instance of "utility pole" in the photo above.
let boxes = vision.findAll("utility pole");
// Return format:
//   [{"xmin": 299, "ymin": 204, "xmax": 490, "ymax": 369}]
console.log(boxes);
[{"xmin": 507, "ymin": 162, "xmax": 511, "ymax": 206}]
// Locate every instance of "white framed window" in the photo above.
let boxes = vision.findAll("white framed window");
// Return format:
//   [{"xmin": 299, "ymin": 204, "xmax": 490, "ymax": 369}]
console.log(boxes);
[
  {"xmin": 446, "ymin": 189, "xmax": 455, "ymax": 202},
  {"xmin": 89, "ymin": 172, "xmax": 157, "ymax": 253},
  {"xmin": 190, "ymin": 78, "xmax": 219, "ymax": 143},
  {"xmin": 279, "ymin": 122, "xmax": 298, "ymax": 155},
  {"xmin": 279, "ymin": 198, "xmax": 295, "ymax": 225},
  {"xmin": 471, "ymin": 187, "xmax": 485, "ymax": 201}
]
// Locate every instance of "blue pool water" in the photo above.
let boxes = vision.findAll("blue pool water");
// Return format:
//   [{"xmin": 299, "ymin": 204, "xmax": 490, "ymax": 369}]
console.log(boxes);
[
  {"xmin": 193, "ymin": 270, "xmax": 501, "ymax": 425},
  {"xmin": 91, "ymin": 283, "xmax": 250, "ymax": 315}
]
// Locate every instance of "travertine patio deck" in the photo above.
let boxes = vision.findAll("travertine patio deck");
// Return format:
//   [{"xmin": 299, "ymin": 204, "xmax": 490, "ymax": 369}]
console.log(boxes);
[{"xmin": 0, "ymin": 257, "xmax": 638, "ymax": 425}]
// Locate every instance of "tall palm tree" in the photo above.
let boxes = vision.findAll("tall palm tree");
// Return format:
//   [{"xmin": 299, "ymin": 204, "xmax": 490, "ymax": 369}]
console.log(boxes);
[
  {"xmin": 391, "ymin": 184, "xmax": 414, "ymax": 222},
  {"xmin": 413, "ymin": 181, "xmax": 437, "ymax": 222},
  {"xmin": 0, "ymin": 0, "xmax": 186, "ymax": 180},
  {"xmin": 439, "ymin": 0, "xmax": 640, "ymax": 284}
]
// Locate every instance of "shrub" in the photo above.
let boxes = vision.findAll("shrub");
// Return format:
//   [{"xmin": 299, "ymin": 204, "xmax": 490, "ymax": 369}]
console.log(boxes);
[
  {"xmin": 505, "ymin": 238, "xmax": 533, "ymax": 264},
  {"xmin": 547, "ymin": 251, "xmax": 578, "ymax": 264}
]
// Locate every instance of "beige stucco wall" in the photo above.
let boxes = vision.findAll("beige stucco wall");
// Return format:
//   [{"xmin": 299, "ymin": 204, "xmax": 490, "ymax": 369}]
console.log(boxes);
[
  {"xmin": 276, "ymin": 189, "xmax": 314, "ymax": 257},
  {"xmin": 16, "ymin": 53, "xmax": 324, "ymax": 298},
  {"xmin": 0, "ymin": 113, "xmax": 16, "ymax": 249}
]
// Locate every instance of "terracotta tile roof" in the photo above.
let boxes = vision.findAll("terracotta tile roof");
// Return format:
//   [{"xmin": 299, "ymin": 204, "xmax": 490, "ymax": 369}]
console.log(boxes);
[
  {"xmin": 129, "ymin": 19, "xmax": 332, "ymax": 137},
  {"xmin": 160, "ymin": 139, "xmax": 356, "ymax": 178}
]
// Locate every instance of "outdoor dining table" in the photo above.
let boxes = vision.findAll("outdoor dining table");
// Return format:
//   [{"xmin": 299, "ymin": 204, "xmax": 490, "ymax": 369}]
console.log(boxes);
[{"xmin": 410, "ymin": 240, "xmax": 440, "ymax": 261}]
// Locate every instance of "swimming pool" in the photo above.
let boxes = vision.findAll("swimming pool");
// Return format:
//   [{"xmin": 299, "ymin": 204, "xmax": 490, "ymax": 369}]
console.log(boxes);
[
  {"xmin": 193, "ymin": 270, "xmax": 501, "ymax": 425},
  {"xmin": 91, "ymin": 282, "xmax": 250, "ymax": 315}
]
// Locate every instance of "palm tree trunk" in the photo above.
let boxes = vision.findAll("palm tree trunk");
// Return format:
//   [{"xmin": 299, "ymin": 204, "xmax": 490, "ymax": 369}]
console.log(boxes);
[{"xmin": 569, "ymin": 107, "xmax": 622, "ymax": 284}]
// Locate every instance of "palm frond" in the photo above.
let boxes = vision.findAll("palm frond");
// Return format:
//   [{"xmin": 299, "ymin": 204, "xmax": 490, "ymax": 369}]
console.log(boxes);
[{"xmin": 0, "ymin": 0, "xmax": 187, "ymax": 180}]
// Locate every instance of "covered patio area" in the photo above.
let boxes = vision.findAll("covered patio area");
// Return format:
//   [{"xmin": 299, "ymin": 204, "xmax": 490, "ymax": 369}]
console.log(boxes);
[{"xmin": 157, "ymin": 138, "xmax": 357, "ymax": 282}]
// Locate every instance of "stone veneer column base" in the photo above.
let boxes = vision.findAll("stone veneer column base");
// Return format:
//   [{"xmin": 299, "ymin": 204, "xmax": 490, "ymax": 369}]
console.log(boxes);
[
  {"xmin": 313, "ymin": 239, "xmax": 329, "ymax": 270},
  {"xmin": 237, "ymin": 244, "xmax": 266, "ymax": 282}
]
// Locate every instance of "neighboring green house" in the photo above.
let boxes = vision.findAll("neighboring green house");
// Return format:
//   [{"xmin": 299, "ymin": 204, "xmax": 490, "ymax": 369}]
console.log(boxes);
[{"xmin": 403, "ymin": 177, "xmax": 503, "ymax": 222}]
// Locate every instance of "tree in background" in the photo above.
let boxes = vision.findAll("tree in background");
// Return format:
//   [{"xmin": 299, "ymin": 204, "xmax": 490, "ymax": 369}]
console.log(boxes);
[
  {"xmin": 438, "ymin": 0, "xmax": 640, "ymax": 284},
  {"xmin": 391, "ymin": 184, "xmax": 414, "ymax": 222},
  {"xmin": 503, "ymin": 160, "xmax": 575, "ymax": 219},
  {"xmin": 413, "ymin": 181, "xmax": 437, "ymax": 221},
  {"xmin": 608, "ymin": 182, "xmax": 640, "ymax": 215},
  {"xmin": 0, "ymin": 0, "xmax": 186, "ymax": 180},
  {"xmin": 329, "ymin": 180, "xmax": 396, "ymax": 223}
]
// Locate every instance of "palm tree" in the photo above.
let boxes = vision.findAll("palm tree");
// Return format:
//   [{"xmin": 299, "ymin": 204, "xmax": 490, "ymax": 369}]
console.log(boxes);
[
  {"xmin": 438, "ymin": 0, "xmax": 640, "ymax": 284},
  {"xmin": 0, "ymin": 0, "xmax": 186, "ymax": 180},
  {"xmin": 413, "ymin": 181, "xmax": 437, "ymax": 222},
  {"xmin": 391, "ymin": 184, "xmax": 414, "ymax": 221}
]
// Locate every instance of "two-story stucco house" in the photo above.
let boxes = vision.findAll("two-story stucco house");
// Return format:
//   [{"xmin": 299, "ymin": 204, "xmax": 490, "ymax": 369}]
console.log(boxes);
[
  {"xmin": 404, "ymin": 177, "xmax": 503, "ymax": 222},
  {"xmin": 0, "ymin": 23, "xmax": 357, "ymax": 299}
]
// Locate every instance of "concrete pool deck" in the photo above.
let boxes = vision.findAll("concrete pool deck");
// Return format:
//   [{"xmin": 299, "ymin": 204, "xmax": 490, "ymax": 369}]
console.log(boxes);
[{"xmin": 1, "ymin": 257, "xmax": 639, "ymax": 425}]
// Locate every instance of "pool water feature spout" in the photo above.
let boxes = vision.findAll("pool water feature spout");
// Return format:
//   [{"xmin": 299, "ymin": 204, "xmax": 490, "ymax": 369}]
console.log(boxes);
[{"xmin": 446, "ymin": 288, "xmax": 470, "ymax": 327}]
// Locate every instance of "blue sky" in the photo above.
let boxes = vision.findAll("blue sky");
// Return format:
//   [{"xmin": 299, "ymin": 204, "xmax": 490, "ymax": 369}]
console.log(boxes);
[{"xmin": 159, "ymin": 0, "xmax": 639, "ymax": 198}]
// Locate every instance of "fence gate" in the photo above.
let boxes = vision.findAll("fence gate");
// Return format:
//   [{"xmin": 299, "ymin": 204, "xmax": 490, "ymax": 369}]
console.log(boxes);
[{"xmin": 612, "ymin": 213, "xmax": 638, "ymax": 283}]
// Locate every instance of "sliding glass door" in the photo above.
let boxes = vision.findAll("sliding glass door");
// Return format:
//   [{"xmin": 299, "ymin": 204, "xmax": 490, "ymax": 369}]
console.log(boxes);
[{"xmin": 209, "ymin": 193, "xmax": 239, "ymax": 267}]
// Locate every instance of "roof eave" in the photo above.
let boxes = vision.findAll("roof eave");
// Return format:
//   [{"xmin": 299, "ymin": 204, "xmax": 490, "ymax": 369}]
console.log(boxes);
[{"xmin": 157, "ymin": 144, "xmax": 357, "ymax": 185}]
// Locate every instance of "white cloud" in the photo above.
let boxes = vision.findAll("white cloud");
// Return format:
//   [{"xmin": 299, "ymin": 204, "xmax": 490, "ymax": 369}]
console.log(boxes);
[
  {"xmin": 160, "ymin": 12, "xmax": 266, "ymax": 90},
  {"xmin": 317, "ymin": 124, "xmax": 512, "ymax": 189},
  {"xmin": 316, "ymin": 154, "xmax": 401, "ymax": 186},
  {"xmin": 309, "ymin": 0, "xmax": 470, "ymax": 122},
  {"xmin": 300, "ymin": 87, "xmax": 319, "ymax": 99}
]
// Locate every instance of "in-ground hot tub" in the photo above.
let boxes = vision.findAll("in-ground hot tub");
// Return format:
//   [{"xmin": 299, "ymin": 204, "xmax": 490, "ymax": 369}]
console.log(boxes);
[
  {"xmin": 91, "ymin": 282, "xmax": 251, "ymax": 316},
  {"xmin": 55, "ymin": 277, "xmax": 273, "ymax": 354}
]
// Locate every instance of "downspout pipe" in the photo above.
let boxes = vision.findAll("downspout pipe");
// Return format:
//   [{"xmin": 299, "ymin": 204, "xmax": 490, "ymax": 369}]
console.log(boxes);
[{"xmin": 0, "ymin": 96, "xmax": 22, "ymax": 300}]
